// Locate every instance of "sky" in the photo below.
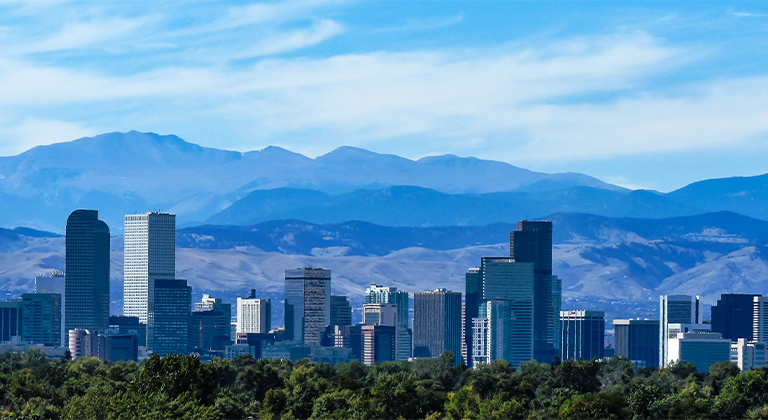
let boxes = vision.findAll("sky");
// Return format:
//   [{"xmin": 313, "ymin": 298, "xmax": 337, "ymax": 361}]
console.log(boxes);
[{"xmin": 1, "ymin": 1, "xmax": 768, "ymax": 192}]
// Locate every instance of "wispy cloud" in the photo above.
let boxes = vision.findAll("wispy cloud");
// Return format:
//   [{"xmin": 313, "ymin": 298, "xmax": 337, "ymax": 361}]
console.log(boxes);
[
  {"xmin": 234, "ymin": 19, "xmax": 346, "ymax": 58},
  {"xmin": 730, "ymin": 12, "xmax": 768, "ymax": 18},
  {"xmin": 374, "ymin": 14, "xmax": 464, "ymax": 33}
]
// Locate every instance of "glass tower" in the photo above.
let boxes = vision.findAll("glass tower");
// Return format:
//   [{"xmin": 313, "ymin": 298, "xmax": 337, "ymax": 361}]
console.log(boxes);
[{"xmin": 65, "ymin": 209, "xmax": 110, "ymax": 334}]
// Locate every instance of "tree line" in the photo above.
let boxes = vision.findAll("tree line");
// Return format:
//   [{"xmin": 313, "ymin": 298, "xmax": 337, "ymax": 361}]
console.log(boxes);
[{"xmin": 1, "ymin": 349, "xmax": 768, "ymax": 419}]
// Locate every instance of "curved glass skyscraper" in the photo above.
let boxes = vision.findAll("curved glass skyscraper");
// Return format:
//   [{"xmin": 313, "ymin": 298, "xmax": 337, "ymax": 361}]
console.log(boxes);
[{"xmin": 65, "ymin": 209, "xmax": 110, "ymax": 333}]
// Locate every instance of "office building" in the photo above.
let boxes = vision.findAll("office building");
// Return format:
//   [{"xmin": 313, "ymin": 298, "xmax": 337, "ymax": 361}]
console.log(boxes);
[
  {"xmin": 413, "ymin": 288, "xmax": 462, "ymax": 361},
  {"xmin": 109, "ymin": 315, "xmax": 146, "ymax": 347},
  {"xmin": 464, "ymin": 267, "xmax": 482, "ymax": 367},
  {"xmin": 330, "ymin": 295, "xmax": 352, "ymax": 327},
  {"xmin": 614, "ymin": 319, "xmax": 660, "ymax": 368},
  {"xmin": 237, "ymin": 290, "xmax": 271, "ymax": 334},
  {"xmin": 731, "ymin": 339, "xmax": 767, "ymax": 371},
  {"xmin": 510, "ymin": 220, "xmax": 561, "ymax": 363},
  {"xmin": 667, "ymin": 332, "xmax": 731, "ymax": 371},
  {"xmin": 468, "ymin": 257, "xmax": 535, "ymax": 368},
  {"xmin": 362, "ymin": 324, "xmax": 397, "ymax": 365},
  {"xmin": 124, "ymin": 212, "xmax": 176, "ymax": 324},
  {"xmin": 660, "ymin": 295, "xmax": 702, "ymax": 367},
  {"xmin": 65, "ymin": 209, "xmax": 110, "ymax": 334},
  {"xmin": 68, "ymin": 329, "xmax": 90, "ymax": 358},
  {"xmin": 67, "ymin": 329, "xmax": 138, "ymax": 362},
  {"xmin": 236, "ymin": 332, "xmax": 276, "ymax": 359},
  {"xmin": 396, "ymin": 328, "xmax": 412, "ymax": 361},
  {"xmin": 189, "ymin": 310, "xmax": 232, "ymax": 352},
  {"xmin": 560, "ymin": 310, "xmax": 604, "ymax": 361},
  {"xmin": 147, "ymin": 279, "xmax": 191, "ymax": 356},
  {"xmin": 754, "ymin": 296, "xmax": 768, "ymax": 343},
  {"xmin": 35, "ymin": 270, "xmax": 65, "ymax": 346},
  {"xmin": 334, "ymin": 324, "xmax": 363, "ymax": 362},
  {"xmin": 363, "ymin": 303, "xmax": 398, "ymax": 326},
  {"xmin": 21, "ymin": 293, "xmax": 61, "ymax": 347},
  {"xmin": 365, "ymin": 285, "xmax": 409, "ymax": 328},
  {"xmin": 0, "ymin": 299, "xmax": 23, "ymax": 342},
  {"xmin": 712, "ymin": 294, "xmax": 759, "ymax": 341},
  {"xmin": 285, "ymin": 267, "xmax": 331, "ymax": 345}
]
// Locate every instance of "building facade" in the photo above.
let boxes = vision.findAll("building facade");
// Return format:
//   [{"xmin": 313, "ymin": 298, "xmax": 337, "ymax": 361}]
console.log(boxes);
[
  {"xmin": 147, "ymin": 279, "xmax": 191, "ymax": 356},
  {"xmin": 711, "ymin": 294, "xmax": 759, "ymax": 341},
  {"xmin": 560, "ymin": 310, "xmax": 605, "ymax": 361},
  {"xmin": 65, "ymin": 209, "xmax": 110, "ymax": 335},
  {"xmin": 365, "ymin": 285, "xmax": 409, "ymax": 329},
  {"xmin": 614, "ymin": 319, "xmax": 660, "ymax": 368},
  {"xmin": 660, "ymin": 295, "xmax": 702, "ymax": 367},
  {"xmin": 35, "ymin": 270, "xmax": 65, "ymax": 346},
  {"xmin": 731, "ymin": 338, "xmax": 767, "ymax": 371},
  {"xmin": 124, "ymin": 212, "xmax": 176, "ymax": 324},
  {"xmin": 361, "ymin": 324, "xmax": 397, "ymax": 365},
  {"xmin": 667, "ymin": 332, "xmax": 731, "ymax": 371},
  {"xmin": 754, "ymin": 296, "xmax": 768, "ymax": 343},
  {"xmin": 21, "ymin": 293, "xmax": 61, "ymax": 347},
  {"xmin": 413, "ymin": 288, "xmax": 462, "ymax": 361},
  {"xmin": 0, "ymin": 299, "xmax": 23, "ymax": 343},
  {"xmin": 329, "ymin": 295, "xmax": 352, "ymax": 327},
  {"xmin": 285, "ymin": 268, "xmax": 331, "ymax": 344},
  {"xmin": 237, "ymin": 290, "xmax": 271, "ymax": 334},
  {"xmin": 510, "ymin": 220, "xmax": 561, "ymax": 363}
]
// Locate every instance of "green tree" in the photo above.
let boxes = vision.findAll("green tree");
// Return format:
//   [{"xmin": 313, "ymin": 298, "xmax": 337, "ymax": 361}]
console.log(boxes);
[
  {"xmin": 713, "ymin": 369, "xmax": 768, "ymax": 419},
  {"xmin": 444, "ymin": 384, "xmax": 481, "ymax": 420}
]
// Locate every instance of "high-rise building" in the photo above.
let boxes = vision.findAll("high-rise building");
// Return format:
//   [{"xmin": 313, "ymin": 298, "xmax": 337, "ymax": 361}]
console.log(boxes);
[
  {"xmin": 660, "ymin": 295, "xmax": 702, "ymax": 367},
  {"xmin": 712, "ymin": 294, "xmax": 759, "ymax": 341},
  {"xmin": 329, "ymin": 295, "xmax": 352, "ymax": 327},
  {"xmin": 65, "ymin": 209, "xmax": 110, "ymax": 334},
  {"xmin": 21, "ymin": 293, "xmax": 61, "ymax": 347},
  {"xmin": 560, "ymin": 310, "xmax": 604, "ymax": 361},
  {"xmin": 668, "ymin": 332, "xmax": 731, "ymax": 371},
  {"xmin": 285, "ymin": 268, "xmax": 331, "ymax": 345},
  {"xmin": 469, "ymin": 257, "xmax": 535, "ymax": 368},
  {"xmin": 124, "ymin": 212, "xmax": 176, "ymax": 324},
  {"xmin": 365, "ymin": 285, "xmax": 409, "ymax": 329},
  {"xmin": 0, "ymin": 299, "xmax": 23, "ymax": 342},
  {"xmin": 413, "ymin": 288, "xmax": 462, "ymax": 361},
  {"xmin": 731, "ymin": 339, "xmax": 767, "ymax": 371},
  {"xmin": 464, "ymin": 267, "xmax": 482, "ymax": 367},
  {"xmin": 614, "ymin": 319, "xmax": 660, "ymax": 368},
  {"xmin": 510, "ymin": 220, "xmax": 561, "ymax": 363},
  {"xmin": 147, "ymin": 279, "xmax": 190, "ymax": 356},
  {"xmin": 361, "ymin": 324, "xmax": 397, "ymax": 365},
  {"xmin": 237, "ymin": 290, "xmax": 271, "ymax": 334},
  {"xmin": 67, "ymin": 329, "xmax": 138, "ymax": 362},
  {"xmin": 35, "ymin": 270, "xmax": 65, "ymax": 346}
]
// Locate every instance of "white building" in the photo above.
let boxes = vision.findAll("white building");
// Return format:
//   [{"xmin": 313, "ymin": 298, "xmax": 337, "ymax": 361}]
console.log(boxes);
[
  {"xmin": 237, "ymin": 291, "xmax": 271, "ymax": 334},
  {"xmin": 667, "ymin": 332, "xmax": 731, "ymax": 371},
  {"xmin": 731, "ymin": 338, "xmax": 767, "ymax": 371},
  {"xmin": 754, "ymin": 297, "xmax": 768, "ymax": 343},
  {"xmin": 123, "ymin": 212, "xmax": 176, "ymax": 323},
  {"xmin": 660, "ymin": 295, "xmax": 702, "ymax": 367}
]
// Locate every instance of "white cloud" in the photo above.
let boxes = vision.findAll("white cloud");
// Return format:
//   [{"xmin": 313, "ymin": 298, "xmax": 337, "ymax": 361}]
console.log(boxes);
[
  {"xmin": 234, "ymin": 19, "xmax": 346, "ymax": 58},
  {"xmin": 0, "ymin": 117, "xmax": 97, "ymax": 156},
  {"xmin": 23, "ymin": 18, "xmax": 149, "ymax": 53}
]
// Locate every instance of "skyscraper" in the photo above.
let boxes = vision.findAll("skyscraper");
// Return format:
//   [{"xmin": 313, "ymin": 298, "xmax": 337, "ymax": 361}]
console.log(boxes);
[
  {"xmin": 413, "ymin": 288, "xmax": 462, "ymax": 361},
  {"xmin": 237, "ymin": 290, "xmax": 271, "ymax": 334},
  {"xmin": 560, "ymin": 310, "xmax": 605, "ymax": 361},
  {"xmin": 469, "ymin": 257, "xmax": 535, "ymax": 368},
  {"xmin": 363, "ymin": 303, "xmax": 398, "ymax": 326},
  {"xmin": 464, "ymin": 267, "xmax": 482, "ymax": 367},
  {"xmin": 614, "ymin": 319, "xmax": 660, "ymax": 368},
  {"xmin": 0, "ymin": 299, "xmax": 22, "ymax": 342},
  {"xmin": 361, "ymin": 324, "xmax": 397, "ymax": 365},
  {"xmin": 65, "ymin": 209, "xmax": 110, "ymax": 334},
  {"xmin": 285, "ymin": 268, "xmax": 331, "ymax": 345},
  {"xmin": 712, "ymin": 293, "xmax": 759, "ymax": 341},
  {"xmin": 147, "ymin": 279, "xmax": 191, "ymax": 356},
  {"xmin": 190, "ymin": 294, "xmax": 232, "ymax": 352},
  {"xmin": 510, "ymin": 220, "xmax": 561, "ymax": 363},
  {"xmin": 124, "ymin": 212, "xmax": 176, "ymax": 324},
  {"xmin": 660, "ymin": 295, "xmax": 702, "ymax": 367}
]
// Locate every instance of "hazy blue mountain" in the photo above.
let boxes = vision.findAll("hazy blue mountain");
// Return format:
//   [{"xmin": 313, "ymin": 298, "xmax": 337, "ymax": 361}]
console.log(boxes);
[
  {"xmin": 0, "ymin": 131, "xmax": 620, "ymax": 232},
  {"xmin": 205, "ymin": 185, "xmax": 702, "ymax": 227}
]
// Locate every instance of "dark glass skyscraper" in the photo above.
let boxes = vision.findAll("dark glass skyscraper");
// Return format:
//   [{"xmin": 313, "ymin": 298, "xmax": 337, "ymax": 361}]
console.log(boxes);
[
  {"xmin": 413, "ymin": 288, "xmax": 462, "ymax": 362},
  {"xmin": 614, "ymin": 319, "xmax": 660, "ymax": 368},
  {"xmin": 65, "ymin": 209, "xmax": 110, "ymax": 334},
  {"xmin": 711, "ymin": 293, "xmax": 759, "ymax": 341},
  {"xmin": 560, "ymin": 310, "xmax": 604, "ymax": 361},
  {"xmin": 510, "ymin": 220, "xmax": 561, "ymax": 363},
  {"xmin": 148, "ymin": 279, "xmax": 191, "ymax": 356}
]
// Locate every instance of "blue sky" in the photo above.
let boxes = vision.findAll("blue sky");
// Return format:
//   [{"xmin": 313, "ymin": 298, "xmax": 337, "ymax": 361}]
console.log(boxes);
[{"xmin": 1, "ymin": 1, "xmax": 768, "ymax": 191}]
